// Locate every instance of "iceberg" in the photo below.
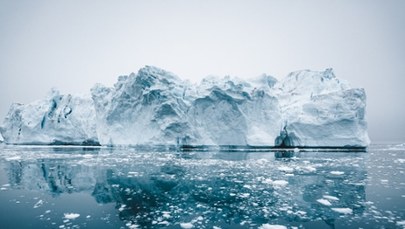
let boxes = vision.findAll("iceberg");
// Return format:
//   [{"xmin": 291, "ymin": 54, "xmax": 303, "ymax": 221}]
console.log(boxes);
[
  {"xmin": 91, "ymin": 66, "xmax": 282, "ymax": 146},
  {"xmin": 0, "ymin": 89, "xmax": 98, "ymax": 145},
  {"xmin": 0, "ymin": 66, "xmax": 370, "ymax": 147},
  {"xmin": 274, "ymin": 69, "xmax": 370, "ymax": 147}
]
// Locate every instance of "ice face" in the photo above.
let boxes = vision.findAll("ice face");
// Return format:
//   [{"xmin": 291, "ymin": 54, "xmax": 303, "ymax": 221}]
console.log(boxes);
[
  {"xmin": 91, "ymin": 66, "xmax": 283, "ymax": 146},
  {"xmin": 274, "ymin": 69, "xmax": 370, "ymax": 147},
  {"xmin": 91, "ymin": 66, "xmax": 194, "ymax": 146},
  {"xmin": 1, "ymin": 66, "xmax": 370, "ymax": 147},
  {"xmin": 0, "ymin": 89, "xmax": 98, "ymax": 145}
]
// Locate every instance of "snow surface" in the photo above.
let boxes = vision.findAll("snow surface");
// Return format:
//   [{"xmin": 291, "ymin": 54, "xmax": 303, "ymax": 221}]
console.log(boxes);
[
  {"xmin": 1, "ymin": 66, "xmax": 370, "ymax": 147},
  {"xmin": 330, "ymin": 171, "xmax": 345, "ymax": 175}
]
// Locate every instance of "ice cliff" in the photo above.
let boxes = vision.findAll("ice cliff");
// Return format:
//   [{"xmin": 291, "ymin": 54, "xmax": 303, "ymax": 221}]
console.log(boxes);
[
  {"xmin": 274, "ymin": 69, "xmax": 370, "ymax": 147},
  {"xmin": 0, "ymin": 66, "xmax": 370, "ymax": 147},
  {"xmin": 0, "ymin": 89, "xmax": 98, "ymax": 145}
]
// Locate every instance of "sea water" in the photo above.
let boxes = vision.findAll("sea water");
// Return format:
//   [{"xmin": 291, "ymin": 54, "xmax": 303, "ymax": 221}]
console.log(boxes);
[{"xmin": 0, "ymin": 144, "xmax": 404, "ymax": 228}]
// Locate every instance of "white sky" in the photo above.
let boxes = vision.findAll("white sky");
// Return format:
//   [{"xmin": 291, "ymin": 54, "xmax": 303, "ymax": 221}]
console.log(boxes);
[{"xmin": 0, "ymin": 0, "xmax": 404, "ymax": 142}]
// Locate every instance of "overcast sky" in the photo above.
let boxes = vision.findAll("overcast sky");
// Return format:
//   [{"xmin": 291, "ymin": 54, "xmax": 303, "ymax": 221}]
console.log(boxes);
[{"xmin": 0, "ymin": 0, "xmax": 404, "ymax": 143}]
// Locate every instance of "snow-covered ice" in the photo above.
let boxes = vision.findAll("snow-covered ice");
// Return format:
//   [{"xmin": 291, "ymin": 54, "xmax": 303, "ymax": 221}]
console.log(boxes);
[{"xmin": 331, "ymin": 208, "xmax": 353, "ymax": 214}]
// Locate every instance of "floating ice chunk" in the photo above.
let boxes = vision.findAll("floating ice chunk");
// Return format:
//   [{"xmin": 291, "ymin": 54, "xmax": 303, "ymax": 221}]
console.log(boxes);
[
  {"xmin": 162, "ymin": 211, "xmax": 171, "ymax": 218},
  {"xmin": 273, "ymin": 180, "xmax": 288, "ymax": 187},
  {"xmin": 330, "ymin": 171, "xmax": 344, "ymax": 175},
  {"xmin": 259, "ymin": 224, "xmax": 287, "ymax": 229},
  {"xmin": 293, "ymin": 148, "xmax": 299, "ymax": 153},
  {"xmin": 296, "ymin": 210, "xmax": 307, "ymax": 216},
  {"xmin": 118, "ymin": 204, "xmax": 126, "ymax": 211},
  {"xmin": 243, "ymin": 184, "xmax": 252, "ymax": 189},
  {"xmin": 397, "ymin": 220, "xmax": 405, "ymax": 226},
  {"xmin": 395, "ymin": 159, "xmax": 405, "ymax": 163},
  {"xmin": 302, "ymin": 166, "xmax": 316, "ymax": 173},
  {"xmin": 180, "ymin": 222, "xmax": 194, "ymax": 229},
  {"xmin": 64, "ymin": 213, "xmax": 80, "ymax": 220},
  {"xmin": 331, "ymin": 208, "xmax": 353, "ymax": 214},
  {"xmin": 126, "ymin": 223, "xmax": 139, "ymax": 229},
  {"xmin": 317, "ymin": 199, "xmax": 332, "ymax": 206},
  {"xmin": 239, "ymin": 193, "xmax": 250, "ymax": 198},
  {"xmin": 196, "ymin": 216, "xmax": 203, "ymax": 221},
  {"xmin": 158, "ymin": 221, "xmax": 169, "ymax": 225},
  {"xmin": 323, "ymin": 195, "xmax": 339, "ymax": 201},
  {"xmin": 262, "ymin": 178, "xmax": 273, "ymax": 184},
  {"xmin": 33, "ymin": 199, "xmax": 44, "ymax": 208},
  {"xmin": 278, "ymin": 166, "xmax": 294, "ymax": 173},
  {"xmin": 213, "ymin": 226, "xmax": 221, "ymax": 229}
]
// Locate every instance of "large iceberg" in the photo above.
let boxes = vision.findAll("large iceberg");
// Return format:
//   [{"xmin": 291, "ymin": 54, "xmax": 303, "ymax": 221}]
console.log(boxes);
[{"xmin": 0, "ymin": 66, "xmax": 370, "ymax": 147}]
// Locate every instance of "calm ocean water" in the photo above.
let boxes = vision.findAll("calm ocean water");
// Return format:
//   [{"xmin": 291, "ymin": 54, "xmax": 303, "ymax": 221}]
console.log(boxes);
[{"xmin": 0, "ymin": 144, "xmax": 404, "ymax": 229}]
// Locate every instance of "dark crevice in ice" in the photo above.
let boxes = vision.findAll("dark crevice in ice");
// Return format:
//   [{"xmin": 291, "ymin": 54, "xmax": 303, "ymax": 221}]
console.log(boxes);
[{"xmin": 274, "ymin": 126, "xmax": 300, "ymax": 147}]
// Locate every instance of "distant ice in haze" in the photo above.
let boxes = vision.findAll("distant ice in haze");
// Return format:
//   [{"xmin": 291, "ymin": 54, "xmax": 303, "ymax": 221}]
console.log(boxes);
[{"xmin": 0, "ymin": 66, "xmax": 370, "ymax": 147}]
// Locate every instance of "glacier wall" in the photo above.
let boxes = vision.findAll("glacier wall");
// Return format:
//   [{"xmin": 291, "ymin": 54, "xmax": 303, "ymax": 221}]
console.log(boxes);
[{"xmin": 0, "ymin": 66, "xmax": 370, "ymax": 147}]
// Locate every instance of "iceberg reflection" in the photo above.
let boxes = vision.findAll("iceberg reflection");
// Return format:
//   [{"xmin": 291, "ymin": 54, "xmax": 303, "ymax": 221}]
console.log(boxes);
[{"xmin": 1, "ymin": 147, "xmax": 368, "ymax": 228}]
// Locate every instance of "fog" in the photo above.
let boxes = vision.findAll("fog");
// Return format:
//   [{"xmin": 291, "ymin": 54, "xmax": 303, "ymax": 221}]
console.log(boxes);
[{"xmin": 0, "ymin": 0, "xmax": 404, "ymax": 142}]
